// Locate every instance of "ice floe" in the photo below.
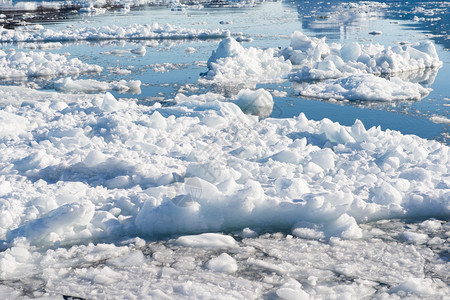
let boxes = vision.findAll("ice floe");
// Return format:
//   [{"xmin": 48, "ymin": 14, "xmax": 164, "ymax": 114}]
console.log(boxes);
[
  {"xmin": 0, "ymin": 87, "xmax": 448, "ymax": 247},
  {"xmin": 0, "ymin": 50, "xmax": 102, "ymax": 79},
  {"xmin": 54, "ymin": 77, "xmax": 142, "ymax": 94},
  {"xmin": 0, "ymin": 23, "xmax": 231, "ymax": 42},
  {"xmin": 284, "ymin": 31, "xmax": 442, "ymax": 80},
  {"xmin": 202, "ymin": 37, "xmax": 292, "ymax": 83},
  {"xmin": 0, "ymin": 72, "xmax": 448, "ymax": 299},
  {"xmin": 298, "ymin": 74, "xmax": 431, "ymax": 102},
  {"xmin": 201, "ymin": 32, "xmax": 442, "ymax": 99},
  {"xmin": 233, "ymin": 88, "xmax": 274, "ymax": 117}
]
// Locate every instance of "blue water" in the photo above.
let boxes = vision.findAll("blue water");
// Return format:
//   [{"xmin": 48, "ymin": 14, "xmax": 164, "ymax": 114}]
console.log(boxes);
[{"xmin": 0, "ymin": 0, "xmax": 449, "ymax": 144}]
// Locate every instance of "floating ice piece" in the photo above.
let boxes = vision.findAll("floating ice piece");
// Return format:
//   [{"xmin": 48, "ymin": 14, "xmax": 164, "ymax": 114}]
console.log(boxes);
[
  {"xmin": 429, "ymin": 115, "xmax": 450, "ymax": 124},
  {"xmin": 0, "ymin": 23, "xmax": 230, "ymax": 43},
  {"xmin": 130, "ymin": 46, "xmax": 146, "ymax": 56},
  {"xmin": 203, "ymin": 37, "xmax": 292, "ymax": 84},
  {"xmin": 184, "ymin": 47, "xmax": 197, "ymax": 53},
  {"xmin": 0, "ymin": 51, "xmax": 102, "ymax": 79},
  {"xmin": 174, "ymin": 233, "xmax": 237, "ymax": 248},
  {"xmin": 299, "ymin": 74, "xmax": 431, "ymax": 101},
  {"xmin": 402, "ymin": 231, "xmax": 428, "ymax": 244},
  {"xmin": 206, "ymin": 253, "xmax": 238, "ymax": 273},
  {"xmin": 234, "ymin": 88, "xmax": 274, "ymax": 118},
  {"xmin": 276, "ymin": 278, "xmax": 310, "ymax": 300},
  {"xmin": 286, "ymin": 31, "xmax": 442, "ymax": 80},
  {"xmin": 54, "ymin": 77, "xmax": 141, "ymax": 94}
]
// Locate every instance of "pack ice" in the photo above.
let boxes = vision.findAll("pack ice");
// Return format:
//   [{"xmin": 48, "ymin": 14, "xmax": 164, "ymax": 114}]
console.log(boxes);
[
  {"xmin": 0, "ymin": 86, "xmax": 447, "ymax": 245},
  {"xmin": 0, "ymin": 23, "xmax": 230, "ymax": 42},
  {"xmin": 0, "ymin": 50, "xmax": 102, "ymax": 79}
]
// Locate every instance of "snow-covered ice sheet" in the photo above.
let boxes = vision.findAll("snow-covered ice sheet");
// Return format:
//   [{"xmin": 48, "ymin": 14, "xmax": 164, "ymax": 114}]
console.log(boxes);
[
  {"xmin": 0, "ymin": 80, "xmax": 448, "ymax": 298},
  {"xmin": 0, "ymin": 87, "xmax": 448, "ymax": 245},
  {"xmin": 0, "ymin": 23, "xmax": 230, "ymax": 42},
  {"xmin": 298, "ymin": 74, "xmax": 431, "ymax": 102},
  {"xmin": 0, "ymin": 50, "xmax": 102, "ymax": 79}
]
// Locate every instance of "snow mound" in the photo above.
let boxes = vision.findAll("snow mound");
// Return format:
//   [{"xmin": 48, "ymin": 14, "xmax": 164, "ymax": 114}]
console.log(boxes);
[
  {"xmin": 174, "ymin": 233, "xmax": 237, "ymax": 248},
  {"xmin": 206, "ymin": 253, "xmax": 238, "ymax": 273},
  {"xmin": 0, "ymin": 23, "xmax": 230, "ymax": 43},
  {"xmin": 202, "ymin": 37, "xmax": 292, "ymax": 84},
  {"xmin": 299, "ymin": 74, "xmax": 431, "ymax": 101},
  {"xmin": 0, "ymin": 50, "xmax": 102, "ymax": 79}
]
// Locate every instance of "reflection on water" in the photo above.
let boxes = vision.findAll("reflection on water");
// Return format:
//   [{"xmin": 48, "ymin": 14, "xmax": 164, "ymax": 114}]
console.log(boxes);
[
  {"xmin": 285, "ymin": 0, "xmax": 450, "ymax": 49},
  {"xmin": 390, "ymin": 67, "xmax": 439, "ymax": 87},
  {"xmin": 386, "ymin": 1, "xmax": 450, "ymax": 50},
  {"xmin": 286, "ymin": 0, "xmax": 388, "ymax": 40}
]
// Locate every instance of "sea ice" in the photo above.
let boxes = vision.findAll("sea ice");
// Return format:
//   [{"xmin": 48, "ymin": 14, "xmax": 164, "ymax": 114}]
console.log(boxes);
[
  {"xmin": 233, "ymin": 88, "xmax": 274, "ymax": 118},
  {"xmin": 0, "ymin": 87, "xmax": 447, "ymax": 248},
  {"xmin": 298, "ymin": 74, "xmax": 431, "ymax": 101},
  {"xmin": 0, "ymin": 23, "xmax": 230, "ymax": 43},
  {"xmin": 173, "ymin": 233, "xmax": 237, "ymax": 248},
  {"xmin": 202, "ymin": 37, "xmax": 292, "ymax": 84},
  {"xmin": 206, "ymin": 253, "xmax": 238, "ymax": 273},
  {"xmin": 201, "ymin": 32, "xmax": 441, "ymax": 101},
  {"xmin": 0, "ymin": 86, "xmax": 447, "ymax": 297},
  {"xmin": 285, "ymin": 31, "xmax": 442, "ymax": 81},
  {"xmin": 0, "ymin": 50, "xmax": 102, "ymax": 79},
  {"xmin": 54, "ymin": 77, "xmax": 141, "ymax": 94}
]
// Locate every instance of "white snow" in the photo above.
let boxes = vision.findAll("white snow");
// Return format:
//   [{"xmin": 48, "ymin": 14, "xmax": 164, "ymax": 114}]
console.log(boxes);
[
  {"xmin": 0, "ymin": 87, "xmax": 447, "ymax": 248},
  {"xmin": 0, "ymin": 23, "xmax": 230, "ymax": 43},
  {"xmin": 0, "ymin": 6, "xmax": 448, "ymax": 297},
  {"xmin": 0, "ymin": 83, "xmax": 446, "ymax": 298},
  {"xmin": 54, "ymin": 77, "xmax": 142, "ymax": 94},
  {"xmin": 286, "ymin": 31, "xmax": 442, "ymax": 80},
  {"xmin": 0, "ymin": 50, "xmax": 102, "ymax": 79},
  {"xmin": 299, "ymin": 74, "xmax": 431, "ymax": 101},
  {"xmin": 206, "ymin": 253, "xmax": 238, "ymax": 273},
  {"xmin": 233, "ymin": 88, "xmax": 274, "ymax": 118},
  {"xmin": 174, "ymin": 233, "xmax": 237, "ymax": 248},
  {"xmin": 203, "ymin": 37, "xmax": 292, "ymax": 83},
  {"xmin": 430, "ymin": 115, "xmax": 450, "ymax": 124},
  {"xmin": 201, "ymin": 32, "xmax": 441, "ymax": 101}
]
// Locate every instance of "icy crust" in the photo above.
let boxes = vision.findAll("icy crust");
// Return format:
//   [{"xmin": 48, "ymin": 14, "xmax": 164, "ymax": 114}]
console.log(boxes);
[
  {"xmin": 202, "ymin": 37, "xmax": 292, "ymax": 83},
  {"xmin": 0, "ymin": 50, "xmax": 102, "ymax": 79},
  {"xmin": 0, "ymin": 23, "xmax": 231, "ymax": 43},
  {"xmin": 0, "ymin": 88, "xmax": 448, "ymax": 248},
  {"xmin": 285, "ymin": 31, "xmax": 443, "ymax": 80},
  {"xmin": 299, "ymin": 74, "xmax": 431, "ymax": 102}
]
